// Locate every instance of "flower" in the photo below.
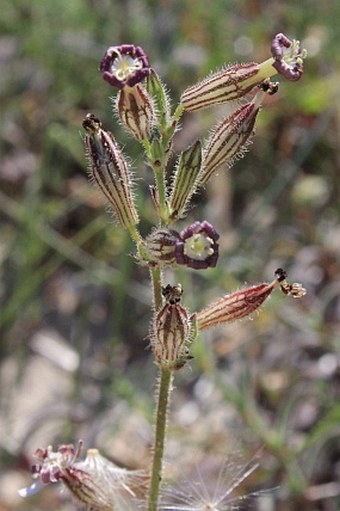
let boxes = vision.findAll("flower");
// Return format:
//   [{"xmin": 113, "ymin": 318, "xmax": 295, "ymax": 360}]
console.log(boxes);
[
  {"xmin": 180, "ymin": 33, "xmax": 306, "ymax": 111},
  {"xmin": 19, "ymin": 441, "xmax": 145, "ymax": 511},
  {"xmin": 271, "ymin": 33, "xmax": 306, "ymax": 81},
  {"xmin": 175, "ymin": 221, "xmax": 220, "ymax": 270},
  {"xmin": 100, "ymin": 44, "xmax": 151, "ymax": 89},
  {"xmin": 197, "ymin": 269, "xmax": 306, "ymax": 331},
  {"xmin": 82, "ymin": 113, "xmax": 139, "ymax": 230}
]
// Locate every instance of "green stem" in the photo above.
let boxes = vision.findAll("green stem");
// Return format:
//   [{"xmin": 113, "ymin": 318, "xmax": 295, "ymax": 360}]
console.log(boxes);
[
  {"xmin": 147, "ymin": 265, "xmax": 173, "ymax": 511},
  {"xmin": 150, "ymin": 266, "xmax": 163, "ymax": 309},
  {"xmin": 148, "ymin": 368, "xmax": 173, "ymax": 511},
  {"xmin": 153, "ymin": 167, "xmax": 168, "ymax": 225}
]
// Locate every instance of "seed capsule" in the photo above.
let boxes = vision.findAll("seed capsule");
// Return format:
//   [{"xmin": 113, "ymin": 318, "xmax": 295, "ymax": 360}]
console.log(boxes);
[{"xmin": 152, "ymin": 284, "xmax": 192, "ymax": 370}]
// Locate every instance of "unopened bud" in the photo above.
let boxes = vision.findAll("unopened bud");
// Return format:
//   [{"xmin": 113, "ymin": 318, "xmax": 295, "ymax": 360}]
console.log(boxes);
[
  {"xmin": 169, "ymin": 140, "xmax": 202, "ymax": 220},
  {"xmin": 200, "ymin": 94, "xmax": 262, "ymax": 186},
  {"xmin": 152, "ymin": 284, "xmax": 193, "ymax": 370},
  {"xmin": 117, "ymin": 84, "xmax": 155, "ymax": 141},
  {"xmin": 146, "ymin": 69, "xmax": 171, "ymax": 131},
  {"xmin": 83, "ymin": 113, "xmax": 139, "ymax": 230}
]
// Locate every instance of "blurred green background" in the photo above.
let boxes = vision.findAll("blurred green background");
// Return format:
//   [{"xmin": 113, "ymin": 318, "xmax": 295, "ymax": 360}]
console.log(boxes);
[{"xmin": 0, "ymin": 1, "xmax": 339, "ymax": 510}]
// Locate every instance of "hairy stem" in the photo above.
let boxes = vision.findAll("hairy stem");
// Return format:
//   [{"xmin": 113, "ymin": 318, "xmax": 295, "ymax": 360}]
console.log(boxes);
[
  {"xmin": 148, "ymin": 266, "xmax": 173, "ymax": 511},
  {"xmin": 148, "ymin": 367, "xmax": 173, "ymax": 511},
  {"xmin": 154, "ymin": 166, "xmax": 168, "ymax": 225}
]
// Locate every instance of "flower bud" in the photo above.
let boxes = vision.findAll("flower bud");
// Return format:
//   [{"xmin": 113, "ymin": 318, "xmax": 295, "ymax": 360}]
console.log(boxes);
[
  {"xmin": 169, "ymin": 140, "xmax": 202, "ymax": 220},
  {"xmin": 175, "ymin": 221, "xmax": 220, "ymax": 270},
  {"xmin": 145, "ymin": 228, "xmax": 180, "ymax": 265},
  {"xmin": 200, "ymin": 96, "xmax": 261, "ymax": 186},
  {"xmin": 146, "ymin": 68, "xmax": 171, "ymax": 131},
  {"xmin": 100, "ymin": 44, "xmax": 150, "ymax": 89},
  {"xmin": 117, "ymin": 84, "xmax": 155, "ymax": 141},
  {"xmin": 197, "ymin": 269, "xmax": 306, "ymax": 331},
  {"xmin": 152, "ymin": 284, "xmax": 193, "ymax": 370},
  {"xmin": 82, "ymin": 113, "xmax": 139, "ymax": 230}
]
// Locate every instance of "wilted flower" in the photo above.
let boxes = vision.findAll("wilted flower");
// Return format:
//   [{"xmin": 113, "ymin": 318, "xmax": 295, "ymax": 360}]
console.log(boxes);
[
  {"xmin": 19, "ymin": 441, "xmax": 145, "ymax": 511},
  {"xmin": 83, "ymin": 113, "xmax": 139, "ymax": 231},
  {"xmin": 197, "ymin": 269, "xmax": 306, "ymax": 331},
  {"xmin": 100, "ymin": 44, "xmax": 151, "ymax": 89},
  {"xmin": 175, "ymin": 221, "xmax": 220, "ymax": 270},
  {"xmin": 152, "ymin": 284, "xmax": 193, "ymax": 370},
  {"xmin": 274, "ymin": 267, "xmax": 307, "ymax": 298},
  {"xmin": 180, "ymin": 32, "xmax": 306, "ymax": 112}
]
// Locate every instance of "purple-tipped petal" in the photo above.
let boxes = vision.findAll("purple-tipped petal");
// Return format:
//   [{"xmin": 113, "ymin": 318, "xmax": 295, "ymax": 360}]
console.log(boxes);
[{"xmin": 271, "ymin": 33, "xmax": 306, "ymax": 81}]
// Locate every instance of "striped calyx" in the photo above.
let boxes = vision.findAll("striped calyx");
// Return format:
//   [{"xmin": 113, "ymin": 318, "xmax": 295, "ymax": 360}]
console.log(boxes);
[
  {"xmin": 152, "ymin": 284, "xmax": 193, "ymax": 370},
  {"xmin": 181, "ymin": 62, "xmax": 260, "ymax": 112},
  {"xmin": 145, "ymin": 228, "xmax": 180, "ymax": 265},
  {"xmin": 117, "ymin": 84, "xmax": 155, "ymax": 141},
  {"xmin": 199, "ymin": 91, "xmax": 263, "ymax": 185},
  {"xmin": 169, "ymin": 140, "xmax": 202, "ymax": 221}
]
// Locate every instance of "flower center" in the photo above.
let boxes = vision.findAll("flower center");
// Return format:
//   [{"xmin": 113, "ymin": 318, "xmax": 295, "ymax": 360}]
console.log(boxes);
[
  {"xmin": 111, "ymin": 52, "xmax": 143, "ymax": 82},
  {"xmin": 184, "ymin": 233, "xmax": 214, "ymax": 260},
  {"xmin": 282, "ymin": 39, "xmax": 307, "ymax": 68}
]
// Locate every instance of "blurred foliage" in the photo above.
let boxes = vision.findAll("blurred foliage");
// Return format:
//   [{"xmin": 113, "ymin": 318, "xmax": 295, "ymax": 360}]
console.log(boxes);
[{"xmin": 0, "ymin": 1, "xmax": 339, "ymax": 510}]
